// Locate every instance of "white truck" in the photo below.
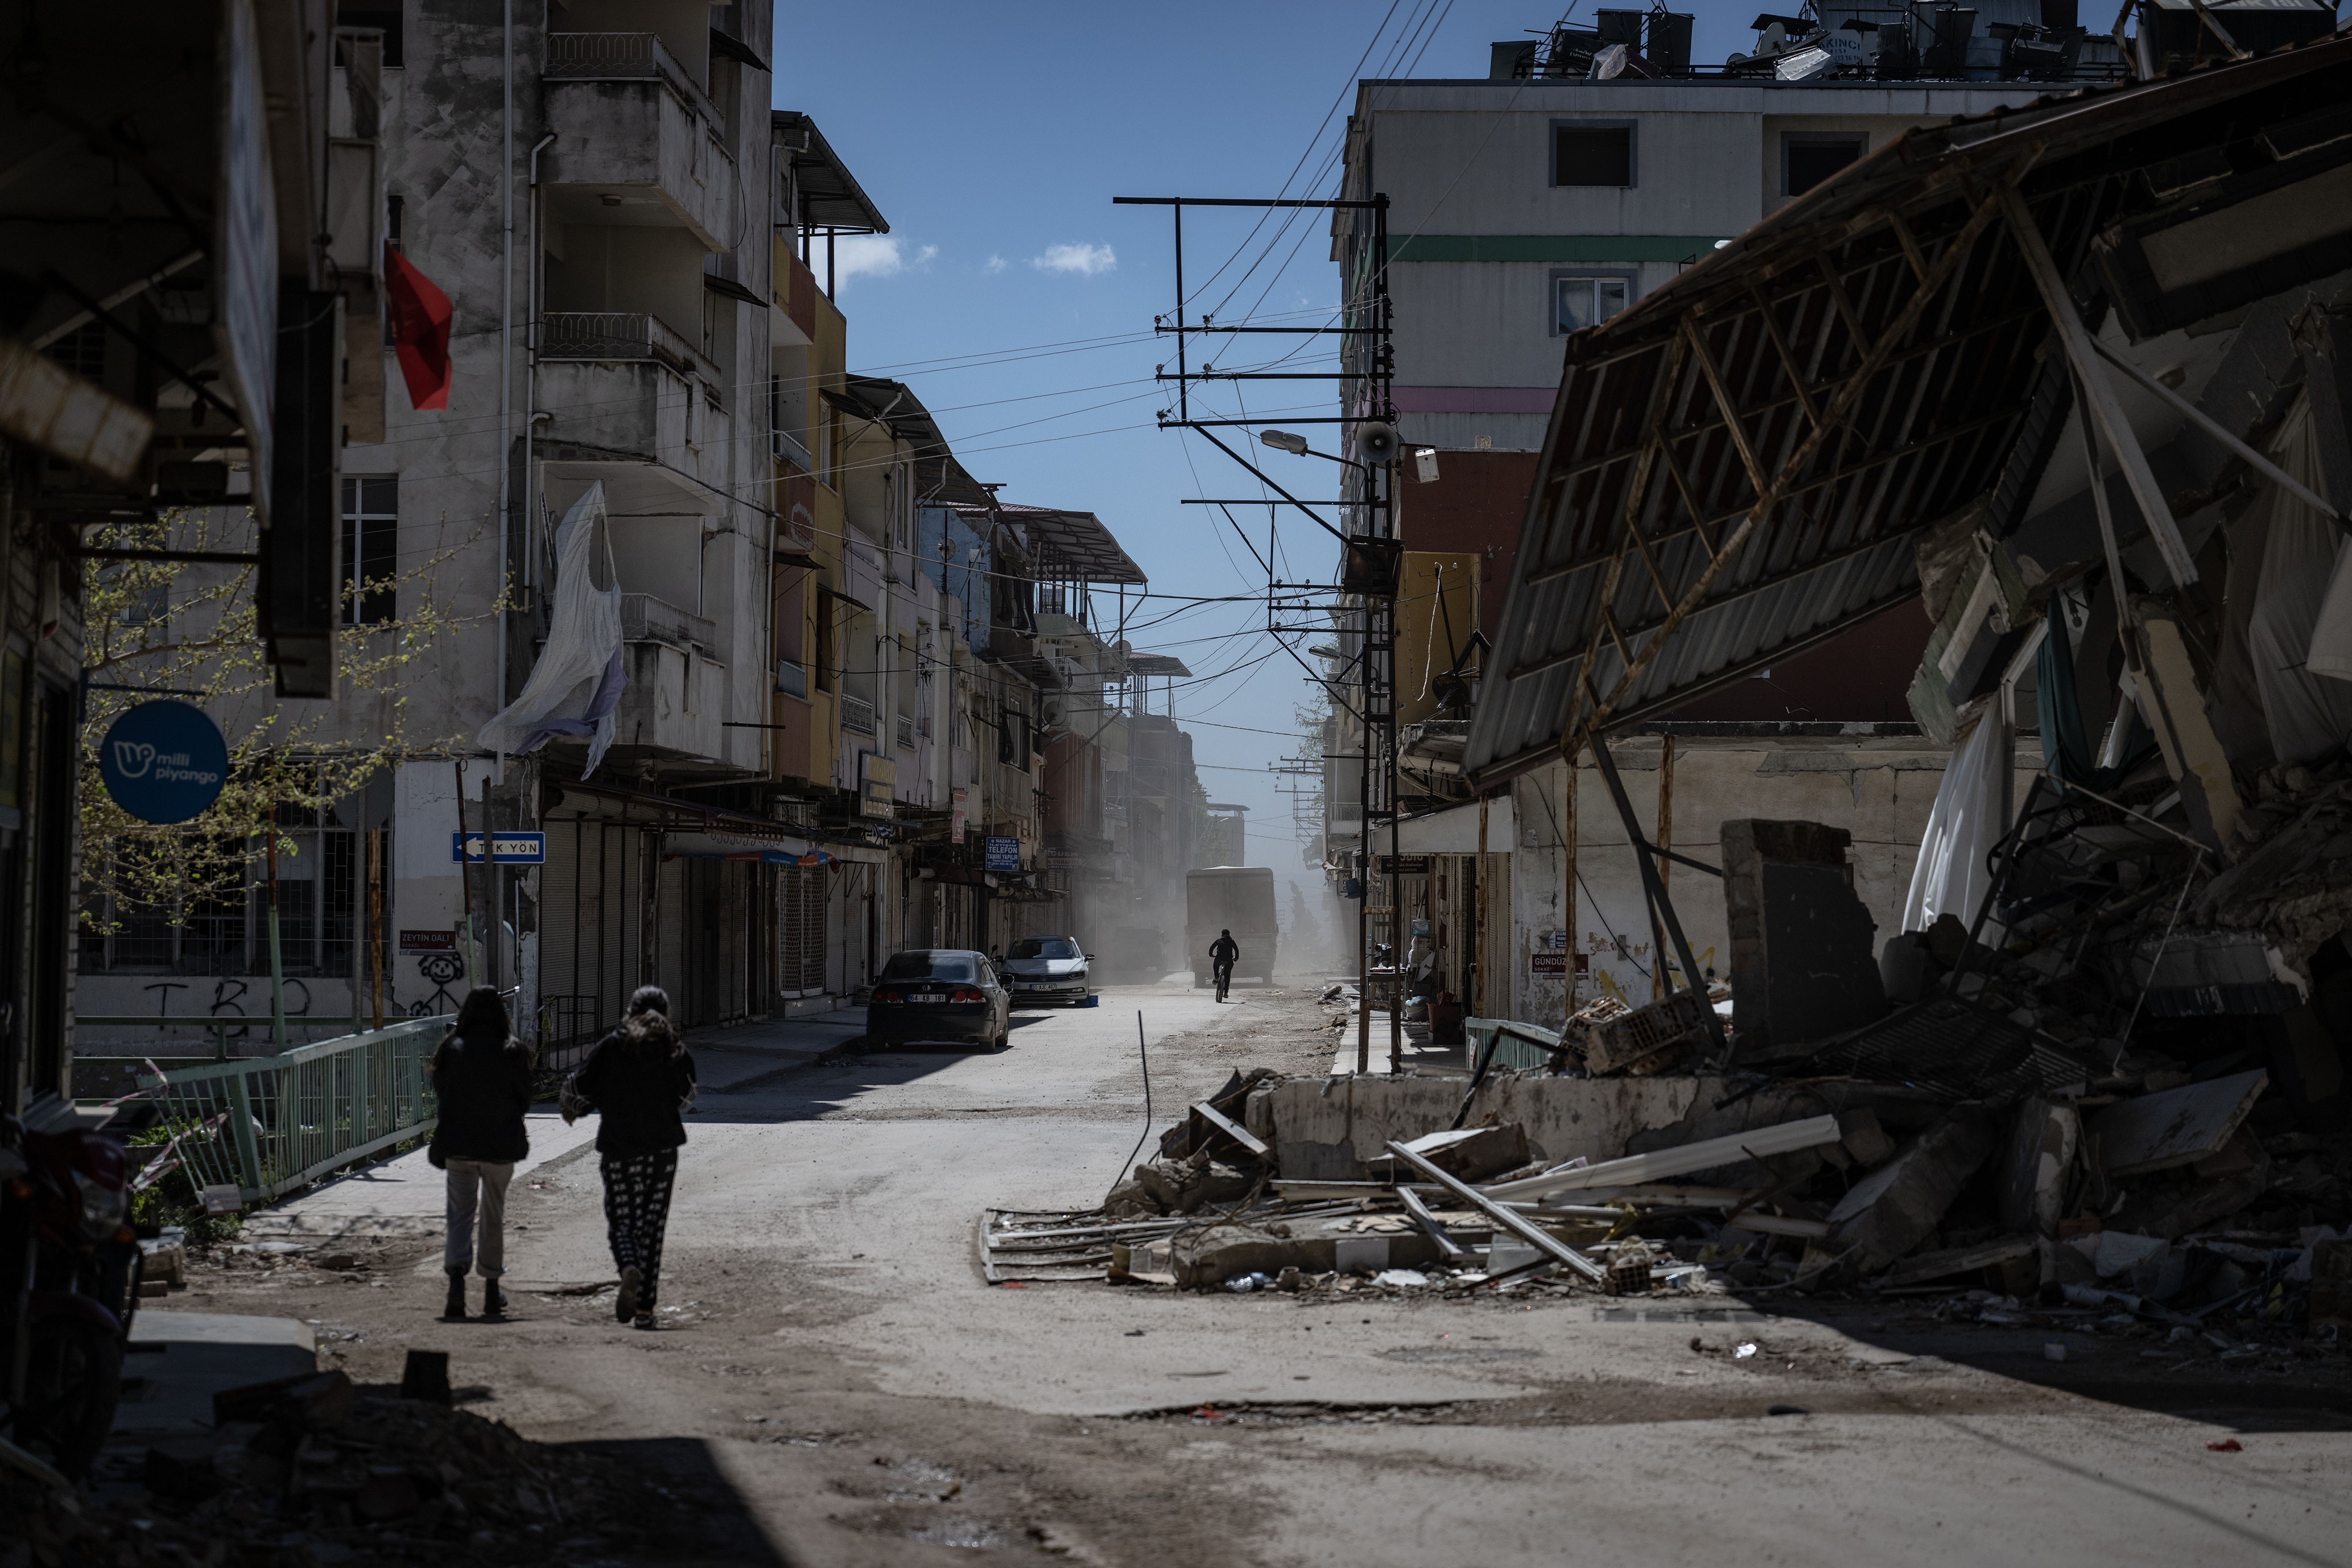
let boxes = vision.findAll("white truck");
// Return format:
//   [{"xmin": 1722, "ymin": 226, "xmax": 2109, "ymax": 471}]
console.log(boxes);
[{"xmin": 1186, "ymin": 866, "xmax": 1277, "ymax": 988}]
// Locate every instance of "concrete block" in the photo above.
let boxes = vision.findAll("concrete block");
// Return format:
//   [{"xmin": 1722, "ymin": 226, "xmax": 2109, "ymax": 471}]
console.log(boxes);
[
  {"xmin": 1839, "ymin": 1106, "xmax": 1897, "ymax": 1169},
  {"xmin": 1998, "ymin": 1096, "xmax": 2081, "ymax": 1239},
  {"xmin": 1827, "ymin": 1115, "xmax": 1999, "ymax": 1272},
  {"xmin": 1172, "ymin": 1219, "xmax": 1442, "ymax": 1288},
  {"xmin": 1261, "ymin": 1073, "xmax": 1704, "ymax": 1181},
  {"xmin": 1720, "ymin": 820, "xmax": 1888, "ymax": 1058}
]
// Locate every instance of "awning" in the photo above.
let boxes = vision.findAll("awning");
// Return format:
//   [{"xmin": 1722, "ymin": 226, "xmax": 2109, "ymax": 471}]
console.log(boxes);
[
  {"xmin": 959, "ymin": 502, "xmax": 1148, "ymax": 585},
  {"xmin": 773, "ymin": 111, "xmax": 888, "ymax": 233},
  {"xmin": 662, "ymin": 830, "xmax": 822, "ymax": 862},
  {"xmin": 1393, "ymin": 796, "xmax": 1516, "ymax": 855},
  {"xmin": 1462, "ymin": 32, "xmax": 2352, "ymax": 792}
]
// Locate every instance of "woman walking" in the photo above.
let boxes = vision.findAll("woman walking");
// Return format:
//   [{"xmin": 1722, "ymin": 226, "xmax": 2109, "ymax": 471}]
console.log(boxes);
[
  {"xmin": 427, "ymin": 988, "xmax": 533, "ymax": 1321},
  {"xmin": 562, "ymin": 985, "xmax": 697, "ymax": 1330}
]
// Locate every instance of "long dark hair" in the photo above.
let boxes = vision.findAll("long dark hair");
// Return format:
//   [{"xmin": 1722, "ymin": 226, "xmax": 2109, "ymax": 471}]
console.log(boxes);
[
  {"xmin": 619, "ymin": 984, "xmax": 681, "ymax": 1059},
  {"xmin": 434, "ymin": 987, "xmax": 518, "ymax": 1068}
]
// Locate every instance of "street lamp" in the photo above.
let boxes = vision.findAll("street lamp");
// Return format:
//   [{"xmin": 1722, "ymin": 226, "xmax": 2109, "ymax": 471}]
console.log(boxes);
[{"xmin": 1258, "ymin": 429, "xmax": 1310, "ymax": 456}]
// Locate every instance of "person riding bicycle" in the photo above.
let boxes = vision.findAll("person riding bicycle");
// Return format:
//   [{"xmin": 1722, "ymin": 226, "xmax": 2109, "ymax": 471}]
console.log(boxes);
[{"xmin": 1208, "ymin": 929, "xmax": 1239, "ymax": 1002}]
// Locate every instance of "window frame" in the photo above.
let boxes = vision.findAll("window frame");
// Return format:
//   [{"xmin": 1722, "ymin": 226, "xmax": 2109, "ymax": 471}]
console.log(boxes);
[
  {"xmin": 340, "ymin": 475, "xmax": 399, "ymax": 625},
  {"xmin": 1549, "ymin": 268, "xmax": 1639, "ymax": 337},
  {"xmin": 1781, "ymin": 130, "xmax": 1869, "ymax": 198},
  {"xmin": 1549, "ymin": 118, "xmax": 1639, "ymax": 189}
]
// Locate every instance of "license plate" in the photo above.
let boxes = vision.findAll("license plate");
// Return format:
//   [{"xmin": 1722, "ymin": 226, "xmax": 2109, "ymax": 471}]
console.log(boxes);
[{"xmin": 913, "ymin": 992, "xmax": 943, "ymax": 1002}]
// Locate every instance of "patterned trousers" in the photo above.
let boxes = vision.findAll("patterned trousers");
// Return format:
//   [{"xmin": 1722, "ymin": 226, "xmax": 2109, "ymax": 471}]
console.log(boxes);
[{"xmin": 600, "ymin": 1149, "xmax": 679, "ymax": 1311}]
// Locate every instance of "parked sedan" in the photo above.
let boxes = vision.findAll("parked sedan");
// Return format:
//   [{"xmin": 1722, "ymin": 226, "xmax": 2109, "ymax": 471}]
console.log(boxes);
[
  {"xmin": 866, "ymin": 950, "xmax": 1011, "ymax": 1051},
  {"xmin": 999, "ymin": 935, "xmax": 1092, "ymax": 1005}
]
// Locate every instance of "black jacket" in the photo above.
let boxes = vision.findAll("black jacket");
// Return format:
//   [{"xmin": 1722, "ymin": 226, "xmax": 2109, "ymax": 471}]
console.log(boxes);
[
  {"xmin": 1210, "ymin": 936, "xmax": 1239, "ymax": 965},
  {"xmin": 564, "ymin": 1023, "xmax": 697, "ymax": 1158},
  {"xmin": 427, "ymin": 1030, "xmax": 533, "ymax": 1165}
]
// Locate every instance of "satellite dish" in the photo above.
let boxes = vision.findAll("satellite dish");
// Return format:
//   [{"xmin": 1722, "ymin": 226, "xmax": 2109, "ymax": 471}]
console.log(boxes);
[
  {"xmin": 1356, "ymin": 421, "xmax": 1401, "ymax": 465},
  {"xmin": 1760, "ymin": 20, "xmax": 1787, "ymax": 50}
]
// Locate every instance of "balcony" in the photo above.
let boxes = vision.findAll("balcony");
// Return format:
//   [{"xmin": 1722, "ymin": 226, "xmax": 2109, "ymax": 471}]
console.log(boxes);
[
  {"xmin": 536, "ymin": 316, "xmax": 733, "ymax": 517},
  {"xmin": 611, "ymin": 595, "xmax": 728, "ymax": 763},
  {"xmin": 771, "ymin": 423, "xmax": 812, "ymax": 472},
  {"xmin": 541, "ymin": 34, "xmax": 734, "ymax": 250},
  {"xmin": 840, "ymin": 695, "xmax": 876, "ymax": 737},
  {"xmin": 621, "ymin": 592, "xmax": 716, "ymax": 657}
]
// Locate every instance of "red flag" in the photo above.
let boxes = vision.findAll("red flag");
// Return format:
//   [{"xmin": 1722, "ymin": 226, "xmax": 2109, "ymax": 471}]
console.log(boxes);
[{"xmin": 385, "ymin": 242, "xmax": 453, "ymax": 411}]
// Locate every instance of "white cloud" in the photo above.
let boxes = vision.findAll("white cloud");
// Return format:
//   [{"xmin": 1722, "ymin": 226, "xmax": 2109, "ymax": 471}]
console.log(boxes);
[
  {"xmin": 1031, "ymin": 242, "xmax": 1116, "ymax": 277},
  {"xmin": 832, "ymin": 236, "xmax": 936, "ymax": 288},
  {"xmin": 983, "ymin": 254, "xmax": 1008, "ymax": 275}
]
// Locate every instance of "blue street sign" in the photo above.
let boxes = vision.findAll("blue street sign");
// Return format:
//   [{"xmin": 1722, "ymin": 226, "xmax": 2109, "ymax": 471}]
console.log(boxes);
[
  {"xmin": 451, "ymin": 831, "xmax": 547, "ymax": 864},
  {"xmin": 984, "ymin": 835, "xmax": 1021, "ymax": 872},
  {"xmin": 98, "ymin": 701, "xmax": 228, "ymax": 824}
]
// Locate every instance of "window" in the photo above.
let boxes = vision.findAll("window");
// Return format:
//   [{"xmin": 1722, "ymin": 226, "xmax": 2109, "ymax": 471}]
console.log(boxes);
[
  {"xmin": 1553, "ymin": 273, "xmax": 1633, "ymax": 335},
  {"xmin": 1553, "ymin": 123, "xmax": 1634, "ymax": 187},
  {"xmin": 341, "ymin": 477, "xmax": 398, "ymax": 624},
  {"xmin": 335, "ymin": 4, "xmax": 404, "ymax": 67},
  {"xmin": 1784, "ymin": 133, "xmax": 1867, "ymax": 197},
  {"xmin": 880, "ymin": 952, "xmax": 977, "ymax": 982},
  {"xmin": 45, "ymin": 322, "xmax": 106, "ymax": 381}
]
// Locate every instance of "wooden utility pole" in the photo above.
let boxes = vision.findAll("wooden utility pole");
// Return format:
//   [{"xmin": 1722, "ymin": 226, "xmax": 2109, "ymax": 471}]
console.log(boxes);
[
  {"xmin": 1474, "ymin": 794, "xmax": 1489, "ymax": 1020},
  {"xmin": 1562, "ymin": 756, "xmax": 1578, "ymax": 1017},
  {"xmin": 368, "ymin": 828, "xmax": 386, "ymax": 1030},
  {"xmin": 1653, "ymin": 735, "xmax": 1676, "ymax": 999},
  {"xmin": 454, "ymin": 760, "xmax": 479, "ymax": 989}
]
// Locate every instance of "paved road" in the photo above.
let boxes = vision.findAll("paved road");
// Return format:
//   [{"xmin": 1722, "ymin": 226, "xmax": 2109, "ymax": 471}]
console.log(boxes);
[{"xmin": 159, "ymin": 976, "xmax": 2352, "ymax": 1566}]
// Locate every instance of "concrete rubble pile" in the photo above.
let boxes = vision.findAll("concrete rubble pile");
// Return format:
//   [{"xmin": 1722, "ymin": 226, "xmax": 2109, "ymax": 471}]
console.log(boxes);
[{"xmin": 2, "ymin": 1361, "xmax": 730, "ymax": 1566}]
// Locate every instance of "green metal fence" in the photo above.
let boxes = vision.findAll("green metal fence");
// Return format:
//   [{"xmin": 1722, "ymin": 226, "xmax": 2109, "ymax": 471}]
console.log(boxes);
[{"xmin": 137, "ymin": 1015, "xmax": 452, "ymax": 1204}]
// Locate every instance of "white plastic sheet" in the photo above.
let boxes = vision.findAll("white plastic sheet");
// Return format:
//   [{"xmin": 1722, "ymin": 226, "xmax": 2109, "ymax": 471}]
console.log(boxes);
[
  {"xmin": 478, "ymin": 483, "xmax": 625, "ymax": 777},
  {"xmin": 2247, "ymin": 397, "xmax": 2352, "ymax": 759},
  {"xmin": 1902, "ymin": 710, "xmax": 2013, "ymax": 936}
]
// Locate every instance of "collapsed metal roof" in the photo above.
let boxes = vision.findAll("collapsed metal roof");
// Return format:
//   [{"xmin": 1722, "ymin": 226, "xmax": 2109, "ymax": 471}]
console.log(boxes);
[
  {"xmin": 830, "ymin": 376, "xmax": 995, "ymax": 507},
  {"xmin": 1462, "ymin": 32, "xmax": 2352, "ymax": 791},
  {"xmin": 958, "ymin": 502, "xmax": 1149, "ymax": 585}
]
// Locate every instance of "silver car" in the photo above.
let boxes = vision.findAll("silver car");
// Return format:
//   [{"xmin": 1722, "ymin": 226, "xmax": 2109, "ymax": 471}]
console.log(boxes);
[{"xmin": 999, "ymin": 935, "xmax": 1092, "ymax": 1005}]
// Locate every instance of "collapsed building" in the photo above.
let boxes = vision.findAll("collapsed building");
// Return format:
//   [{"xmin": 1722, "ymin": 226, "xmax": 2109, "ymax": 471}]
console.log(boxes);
[{"xmin": 989, "ymin": 34, "xmax": 2352, "ymax": 1338}]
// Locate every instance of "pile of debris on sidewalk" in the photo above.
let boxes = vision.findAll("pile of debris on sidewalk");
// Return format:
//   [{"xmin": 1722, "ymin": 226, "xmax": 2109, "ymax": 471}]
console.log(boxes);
[{"xmin": 4, "ymin": 1360, "xmax": 741, "ymax": 1566}]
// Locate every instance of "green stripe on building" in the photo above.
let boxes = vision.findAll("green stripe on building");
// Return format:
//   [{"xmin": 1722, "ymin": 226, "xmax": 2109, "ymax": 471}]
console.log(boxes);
[{"xmin": 1387, "ymin": 235, "xmax": 1728, "ymax": 263}]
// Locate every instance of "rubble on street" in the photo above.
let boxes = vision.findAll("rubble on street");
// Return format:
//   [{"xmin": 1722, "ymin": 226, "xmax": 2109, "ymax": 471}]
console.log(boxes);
[{"xmin": 2, "ymin": 1362, "xmax": 740, "ymax": 1568}]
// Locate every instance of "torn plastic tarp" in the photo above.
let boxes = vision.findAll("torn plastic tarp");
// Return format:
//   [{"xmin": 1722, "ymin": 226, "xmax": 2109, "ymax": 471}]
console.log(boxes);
[
  {"xmin": 478, "ymin": 482, "xmax": 625, "ymax": 777},
  {"xmin": 2247, "ymin": 397, "xmax": 2352, "ymax": 761},
  {"xmin": 1901, "ymin": 709, "xmax": 2012, "ymax": 936}
]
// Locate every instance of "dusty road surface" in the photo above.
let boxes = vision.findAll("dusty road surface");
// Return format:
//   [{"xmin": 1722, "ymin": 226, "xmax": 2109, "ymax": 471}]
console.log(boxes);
[{"xmin": 154, "ymin": 974, "xmax": 2352, "ymax": 1567}]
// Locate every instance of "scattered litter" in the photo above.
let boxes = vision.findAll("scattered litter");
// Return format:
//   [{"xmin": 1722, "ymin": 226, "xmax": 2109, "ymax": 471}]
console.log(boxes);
[
  {"xmin": 2206, "ymin": 1438, "xmax": 2244, "ymax": 1453},
  {"xmin": 1735, "ymin": 1342, "xmax": 1759, "ymax": 1359}
]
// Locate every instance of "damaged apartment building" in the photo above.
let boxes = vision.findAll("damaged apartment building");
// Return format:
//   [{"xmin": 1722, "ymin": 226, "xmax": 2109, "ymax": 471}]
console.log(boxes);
[{"xmin": 996, "ymin": 18, "xmax": 2352, "ymax": 1322}]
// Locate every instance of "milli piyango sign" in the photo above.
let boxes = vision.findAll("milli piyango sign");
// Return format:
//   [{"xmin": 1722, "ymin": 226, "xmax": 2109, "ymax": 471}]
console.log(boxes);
[{"xmin": 98, "ymin": 701, "xmax": 229, "ymax": 824}]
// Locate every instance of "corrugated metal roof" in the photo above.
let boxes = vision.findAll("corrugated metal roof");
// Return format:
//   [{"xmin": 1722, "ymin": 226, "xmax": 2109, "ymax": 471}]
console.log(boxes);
[
  {"xmin": 1463, "ymin": 32, "xmax": 2352, "ymax": 791},
  {"xmin": 957, "ymin": 502, "xmax": 1149, "ymax": 585}
]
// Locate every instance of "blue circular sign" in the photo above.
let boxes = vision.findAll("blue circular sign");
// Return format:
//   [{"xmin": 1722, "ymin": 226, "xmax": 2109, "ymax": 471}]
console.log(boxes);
[{"xmin": 98, "ymin": 701, "xmax": 229, "ymax": 824}]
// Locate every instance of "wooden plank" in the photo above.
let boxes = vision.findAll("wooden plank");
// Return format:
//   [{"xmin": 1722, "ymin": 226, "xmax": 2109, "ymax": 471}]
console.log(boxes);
[
  {"xmin": 1881, "ymin": 1233, "xmax": 2037, "ymax": 1287},
  {"xmin": 1483, "ymin": 1115, "xmax": 1845, "ymax": 1202},
  {"xmin": 1191, "ymin": 1099, "xmax": 1272, "ymax": 1161},
  {"xmin": 1384, "ymin": 1140, "xmax": 1608, "ymax": 1283}
]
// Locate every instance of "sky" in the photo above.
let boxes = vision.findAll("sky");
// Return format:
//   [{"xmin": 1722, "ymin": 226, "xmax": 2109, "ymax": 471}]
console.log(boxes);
[{"xmin": 772, "ymin": 2, "xmax": 1764, "ymax": 943}]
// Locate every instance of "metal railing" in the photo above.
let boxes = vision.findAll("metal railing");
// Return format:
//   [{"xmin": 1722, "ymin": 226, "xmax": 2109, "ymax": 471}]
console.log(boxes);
[
  {"xmin": 621, "ymin": 591, "xmax": 716, "ymax": 655},
  {"xmin": 840, "ymin": 695, "xmax": 876, "ymax": 736},
  {"xmin": 544, "ymin": 32, "xmax": 728, "ymax": 127},
  {"xmin": 137, "ymin": 1015, "xmax": 451, "ymax": 1204},
  {"xmin": 76, "ymin": 1015, "xmax": 368, "ymax": 1064},
  {"xmin": 537, "ymin": 312, "xmax": 712, "ymax": 379}
]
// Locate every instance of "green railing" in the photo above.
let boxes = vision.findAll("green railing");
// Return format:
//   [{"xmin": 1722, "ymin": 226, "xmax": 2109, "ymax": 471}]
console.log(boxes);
[{"xmin": 137, "ymin": 1015, "xmax": 452, "ymax": 1204}]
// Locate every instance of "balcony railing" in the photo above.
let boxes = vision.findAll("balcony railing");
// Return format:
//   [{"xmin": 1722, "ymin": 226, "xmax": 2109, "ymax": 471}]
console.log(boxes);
[
  {"xmin": 772, "ymin": 423, "xmax": 812, "ymax": 471},
  {"xmin": 840, "ymin": 695, "xmax": 876, "ymax": 736},
  {"xmin": 621, "ymin": 592, "xmax": 716, "ymax": 655},
  {"xmin": 895, "ymin": 713, "xmax": 915, "ymax": 751},
  {"xmin": 538, "ymin": 312, "xmax": 715, "ymax": 379},
  {"xmin": 544, "ymin": 31, "xmax": 720, "ymax": 121}
]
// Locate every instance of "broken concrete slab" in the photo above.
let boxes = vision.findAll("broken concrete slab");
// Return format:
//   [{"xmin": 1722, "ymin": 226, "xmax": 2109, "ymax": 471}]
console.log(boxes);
[
  {"xmin": 1169, "ymin": 1217, "xmax": 1444, "ymax": 1289},
  {"xmin": 1368, "ymin": 1124, "xmax": 1528, "ymax": 1185},
  {"xmin": 1489, "ymin": 1115, "xmax": 1845, "ymax": 1203},
  {"xmin": 1258, "ymin": 1072, "xmax": 1708, "ymax": 1182},
  {"xmin": 2072, "ymin": 1228, "xmax": 2169, "ymax": 1280},
  {"xmin": 1999, "ymin": 1097, "xmax": 2082, "ymax": 1239},
  {"xmin": 1826, "ymin": 1116, "xmax": 1999, "ymax": 1273},
  {"xmin": 2088, "ymin": 1068, "xmax": 2268, "ymax": 1175},
  {"xmin": 1839, "ymin": 1107, "xmax": 1898, "ymax": 1169}
]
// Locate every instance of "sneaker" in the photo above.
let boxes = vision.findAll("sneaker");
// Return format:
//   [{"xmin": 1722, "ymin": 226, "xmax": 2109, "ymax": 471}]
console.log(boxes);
[
  {"xmin": 616, "ymin": 1265, "xmax": 641, "ymax": 1323},
  {"xmin": 632, "ymin": 1311, "xmax": 655, "ymax": 1331}
]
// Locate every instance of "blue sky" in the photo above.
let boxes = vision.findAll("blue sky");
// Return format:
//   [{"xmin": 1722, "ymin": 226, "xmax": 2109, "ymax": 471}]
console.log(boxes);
[{"xmin": 773, "ymin": 2, "xmax": 1761, "ymax": 926}]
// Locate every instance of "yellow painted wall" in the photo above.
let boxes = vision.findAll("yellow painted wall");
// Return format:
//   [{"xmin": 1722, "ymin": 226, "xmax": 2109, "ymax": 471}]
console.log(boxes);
[{"xmin": 1396, "ymin": 551, "xmax": 1480, "ymax": 728}]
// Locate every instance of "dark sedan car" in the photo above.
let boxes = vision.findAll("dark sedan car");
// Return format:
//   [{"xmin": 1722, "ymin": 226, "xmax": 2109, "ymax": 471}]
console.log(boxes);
[{"xmin": 866, "ymin": 949, "xmax": 1012, "ymax": 1051}]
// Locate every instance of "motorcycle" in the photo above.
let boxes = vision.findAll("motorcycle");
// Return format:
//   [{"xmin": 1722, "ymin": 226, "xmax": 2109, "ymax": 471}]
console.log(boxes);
[{"xmin": 2, "ymin": 1094, "xmax": 156, "ymax": 1479}]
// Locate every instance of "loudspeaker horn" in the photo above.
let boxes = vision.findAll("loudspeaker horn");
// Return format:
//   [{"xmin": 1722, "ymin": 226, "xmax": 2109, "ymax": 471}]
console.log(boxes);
[{"xmin": 1355, "ymin": 420, "xmax": 1401, "ymax": 465}]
